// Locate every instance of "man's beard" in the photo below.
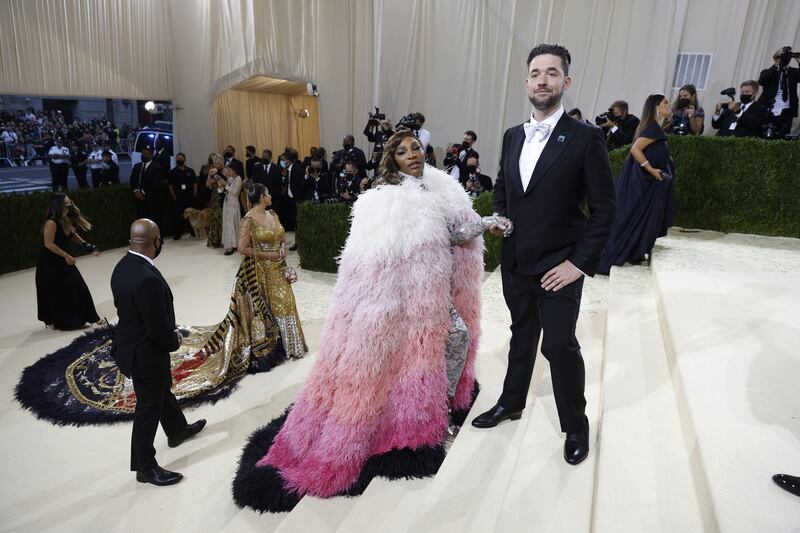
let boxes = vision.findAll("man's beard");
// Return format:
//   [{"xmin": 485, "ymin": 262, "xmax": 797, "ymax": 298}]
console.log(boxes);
[{"xmin": 529, "ymin": 89, "xmax": 562, "ymax": 110}]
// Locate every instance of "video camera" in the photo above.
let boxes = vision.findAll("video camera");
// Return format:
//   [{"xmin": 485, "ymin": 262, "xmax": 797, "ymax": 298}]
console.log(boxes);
[
  {"xmin": 595, "ymin": 108, "xmax": 619, "ymax": 127},
  {"xmin": 367, "ymin": 106, "xmax": 386, "ymax": 125},
  {"xmin": 395, "ymin": 113, "xmax": 420, "ymax": 132},
  {"xmin": 777, "ymin": 46, "xmax": 800, "ymax": 68}
]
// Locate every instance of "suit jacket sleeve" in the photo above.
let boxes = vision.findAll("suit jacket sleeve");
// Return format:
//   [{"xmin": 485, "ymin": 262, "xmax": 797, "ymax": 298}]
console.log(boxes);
[
  {"xmin": 759, "ymin": 65, "xmax": 779, "ymax": 89},
  {"xmin": 570, "ymin": 127, "xmax": 616, "ymax": 275},
  {"xmin": 738, "ymin": 104, "xmax": 768, "ymax": 131},
  {"xmin": 491, "ymin": 129, "xmax": 511, "ymax": 216},
  {"xmin": 133, "ymin": 276, "xmax": 180, "ymax": 352}
]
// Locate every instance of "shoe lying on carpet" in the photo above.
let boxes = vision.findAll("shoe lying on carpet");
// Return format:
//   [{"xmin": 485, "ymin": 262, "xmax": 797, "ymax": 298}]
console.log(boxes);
[
  {"xmin": 136, "ymin": 466, "xmax": 183, "ymax": 486},
  {"xmin": 168, "ymin": 419, "xmax": 207, "ymax": 448}
]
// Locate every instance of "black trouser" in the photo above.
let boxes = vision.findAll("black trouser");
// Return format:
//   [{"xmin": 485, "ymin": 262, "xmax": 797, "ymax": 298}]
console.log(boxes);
[
  {"xmin": 72, "ymin": 164, "xmax": 88, "ymax": 188},
  {"xmin": 171, "ymin": 196, "xmax": 193, "ymax": 238},
  {"xmin": 90, "ymin": 168, "xmax": 102, "ymax": 188},
  {"xmin": 499, "ymin": 268, "xmax": 586, "ymax": 433},
  {"xmin": 283, "ymin": 196, "xmax": 297, "ymax": 231},
  {"xmin": 130, "ymin": 371, "xmax": 187, "ymax": 471},
  {"xmin": 771, "ymin": 109, "xmax": 794, "ymax": 137},
  {"xmin": 51, "ymin": 164, "xmax": 69, "ymax": 191},
  {"xmin": 135, "ymin": 198, "xmax": 162, "ymax": 231}
]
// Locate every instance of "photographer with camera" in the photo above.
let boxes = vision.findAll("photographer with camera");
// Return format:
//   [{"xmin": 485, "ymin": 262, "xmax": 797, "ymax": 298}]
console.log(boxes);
[
  {"xmin": 330, "ymin": 134, "xmax": 367, "ymax": 181},
  {"xmin": 459, "ymin": 155, "xmax": 493, "ymax": 199},
  {"xmin": 666, "ymin": 84, "xmax": 705, "ymax": 135},
  {"xmin": 303, "ymin": 156, "xmax": 334, "ymax": 204},
  {"xmin": 711, "ymin": 81, "xmax": 769, "ymax": 138},
  {"xmin": 364, "ymin": 108, "xmax": 394, "ymax": 176},
  {"xmin": 758, "ymin": 46, "xmax": 800, "ymax": 138},
  {"xmin": 597, "ymin": 100, "xmax": 640, "ymax": 150},
  {"xmin": 443, "ymin": 142, "xmax": 463, "ymax": 180}
]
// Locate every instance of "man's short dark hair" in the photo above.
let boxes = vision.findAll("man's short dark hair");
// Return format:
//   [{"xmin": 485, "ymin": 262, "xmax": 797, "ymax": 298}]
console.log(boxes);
[
  {"xmin": 466, "ymin": 155, "xmax": 479, "ymax": 165},
  {"xmin": 741, "ymin": 80, "xmax": 759, "ymax": 92},
  {"xmin": 310, "ymin": 156, "xmax": 323, "ymax": 165},
  {"xmin": 415, "ymin": 113, "xmax": 426, "ymax": 124},
  {"xmin": 245, "ymin": 145, "xmax": 256, "ymax": 153},
  {"xmin": 284, "ymin": 148, "xmax": 299, "ymax": 161},
  {"xmin": 611, "ymin": 100, "xmax": 629, "ymax": 114},
  {"xmin": 465, "ymin": 130, "xmax": 477, "ymax": 142},
  {"xmin": 101, "ymin": 150, "xmax": 111, "ymax": 157},
  {"xmin": 225, "ymin": 145, "xmax": 235, "ymax": 152},
  {"xmin": 567, "ymin": 107, "xmax": 583, "ymax": 119},
  {"xmin": 262, "ymin": 148, "xmax": 272, "ymax": 158},
  {"xmin": 527, "ymin": 43, "xmax": 571, "ymax": 75},
  {"xmin": 175, "ymin": 152, "xmax": 186, "ymax": 158},
  {"xmin": 343, "ymin": 134, "xmax": 355, "ymax": 142}
]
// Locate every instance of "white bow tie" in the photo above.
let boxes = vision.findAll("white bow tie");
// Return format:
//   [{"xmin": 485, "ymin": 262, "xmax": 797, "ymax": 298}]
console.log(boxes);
[{"xmin": 524, "ymin": 122, "xmax": 552, "ymax": 142}]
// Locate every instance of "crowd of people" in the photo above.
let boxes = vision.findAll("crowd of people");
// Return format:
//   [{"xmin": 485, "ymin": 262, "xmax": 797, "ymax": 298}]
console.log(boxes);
[
  {"xmin": 26, "ymin": 40, "xmax": 800, "ymax": 512},
  {"xmin": 0, "ymin": 108, "xmax": 139, "ymax": 167}
]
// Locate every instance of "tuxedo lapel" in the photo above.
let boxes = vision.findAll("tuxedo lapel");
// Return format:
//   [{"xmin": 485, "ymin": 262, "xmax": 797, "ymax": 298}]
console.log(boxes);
[
  {"xmin": 524, "ymin": 114, "xmax": 575, "ymax": 196},
  {"xmin": 508, "ymin": 125, "xmax": 526, "ymax": 196}
]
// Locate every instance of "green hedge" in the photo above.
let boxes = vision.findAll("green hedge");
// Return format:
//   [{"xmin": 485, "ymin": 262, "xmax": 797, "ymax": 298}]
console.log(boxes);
[
  {"xmin": 3, "ymin": 136, "xmax": 797, "ymax": 275},
  {"xmin": 1, "ymin": 186, "xmax": 136, "ymax": 275},
  {"xmin": 472, "ymin": 192, "xmax": 502, "ymax": 271},
  {"xmin": 609, "ymin": 135, "xmax": 800, "ymax": 237},
  {"xmin": 295, "ymin": 202, "xmax": 353, "ymax": 273}
]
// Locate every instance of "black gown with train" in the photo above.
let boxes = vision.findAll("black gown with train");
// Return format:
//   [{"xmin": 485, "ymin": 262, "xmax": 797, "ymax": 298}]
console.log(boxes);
[
  {"xmin": 597, "ymin": 122, "xmax": 675, "ymax": 274},
  {"xmin": 35, "ymin": 219, "xmax": 100, "ymax": 329}
]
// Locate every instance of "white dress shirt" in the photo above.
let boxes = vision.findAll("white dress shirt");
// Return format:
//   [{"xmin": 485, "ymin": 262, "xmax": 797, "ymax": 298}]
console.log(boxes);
[
  {"xmin": 519, "ymin": 106, "xmax": 564, "ymax": 191},
  {"xmin": 418, "ymin": 128, "xmax": 431, "ymax": 150},
  {"xmin": 128, "ymin": 250, "xmax": 155, "ymax": 267}
]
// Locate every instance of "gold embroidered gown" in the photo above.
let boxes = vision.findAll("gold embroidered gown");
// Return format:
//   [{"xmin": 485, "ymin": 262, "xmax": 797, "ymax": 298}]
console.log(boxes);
[{"xmin": 57, "ymin": 213, "xmax": 306, "ymax": 419}]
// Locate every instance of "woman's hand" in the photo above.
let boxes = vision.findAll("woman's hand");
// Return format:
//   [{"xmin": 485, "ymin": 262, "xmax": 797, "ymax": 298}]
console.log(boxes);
[
  {"xmin": 64, "ymin": 254, "xmax": 76, "ymax": 266},
  {"xmin": 650, "ymin": 168, "xmax": 664, "ymax": 181}
]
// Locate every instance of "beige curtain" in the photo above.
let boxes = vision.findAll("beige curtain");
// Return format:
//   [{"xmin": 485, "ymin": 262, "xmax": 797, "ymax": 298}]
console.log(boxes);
[{"xmin": 212, "ymin": 89, "xmax": 320, "ymax": 162}]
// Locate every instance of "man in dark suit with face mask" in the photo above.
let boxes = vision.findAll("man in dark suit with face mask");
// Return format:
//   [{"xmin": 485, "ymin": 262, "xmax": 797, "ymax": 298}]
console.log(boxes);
[{"xmin": 111, "ymin": 219, "xmax": 206, "ymax": 486}]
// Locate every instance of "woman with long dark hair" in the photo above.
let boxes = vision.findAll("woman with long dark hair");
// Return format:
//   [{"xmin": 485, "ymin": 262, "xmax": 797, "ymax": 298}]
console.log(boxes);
[
  {"xmin": 597, "ymin": 94, "xmax": 676, "ymax": 274},
  {"xmin": 233, "ymin": 130, "xmax": 496, "ymax": 512},
  {"xmin": 35, "ymin": 194, "xmax": 102, "ymax": 329}
]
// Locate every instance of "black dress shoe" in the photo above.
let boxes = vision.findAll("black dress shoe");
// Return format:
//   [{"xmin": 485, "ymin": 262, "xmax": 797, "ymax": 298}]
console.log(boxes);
[
  {"xmin": 136, "ymin": 466, "xmax": 183, "ymax": 486},
  {"xmin": 564, "ymin": 416, "xmax": 590, "ymax": 465},
  {"xmin": 471, "ymin": 404, "xmax": 523, "ymax": 429},
  {"xmin": 168, "ymin": 419, "xmax": 207, "ymax": 448},
  {"xmin": 773, "ymin": 474, "xmax": 800, "ymax": 497}
]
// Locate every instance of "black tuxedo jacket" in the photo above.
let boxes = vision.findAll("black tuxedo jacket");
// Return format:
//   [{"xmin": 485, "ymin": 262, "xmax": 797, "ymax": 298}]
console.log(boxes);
[
  {"xmin": 130, "ymin": 160, "xmax": 164, "ymax": 203},
  {"xmin": 303, "ymin": 172, "xmax": 334, "ymax": 201},
  {"xmin": 286, "ymin": 163, "xmax": 306, "ymax": 200},
  {"xmin": 492, "ymin": 114, "xmax": 616, "ymax": 276},
  {"xmin": 758, "ymin": 65, "xmax": 800, "ymax": 117},
  {"xmin": 712, "ymin": 103, "xmax": 769, "ymax": 137},
  {"xmin": 604, "ymin": 114, "xmax": 639, "ymax": 150},
  {"xmin": 253, "ymin": 161, "xmax": 284, "ymax": 198},
  {"xmin": 110, "ymin": 252, "xmax": 180, "ymax": 378}
]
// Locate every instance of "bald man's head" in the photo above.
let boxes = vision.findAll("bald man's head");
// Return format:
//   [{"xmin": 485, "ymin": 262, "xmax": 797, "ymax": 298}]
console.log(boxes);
[{"xmin": 129, "ymin": 219, "xmax": 162, "ymax": 259}]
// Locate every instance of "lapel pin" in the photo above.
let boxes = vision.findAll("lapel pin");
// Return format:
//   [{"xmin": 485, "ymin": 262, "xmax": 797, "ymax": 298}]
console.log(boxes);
[{"xmin": 557, "ymin": 135, "xmax": 566, "ymax": 142}]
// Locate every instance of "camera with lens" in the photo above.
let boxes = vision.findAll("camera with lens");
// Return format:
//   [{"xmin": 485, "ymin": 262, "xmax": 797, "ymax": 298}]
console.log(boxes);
[
  {"xmin": 594, "ymin": 108, "xmax": 618, "ymax": 127},
  {"xmin": 367, "ymin": 106, "xmax": 386, "ymax": 125},
  {"xmin": 395, "ymin": 113, "xmax": 420, "ymax": 132},
  {"xmin": 719, "ymin": 87, "xmax": 736, "ymax": 110},
  {"xmin": 777, "ymin": 46, "xmax": 800, "ymax": 68}
]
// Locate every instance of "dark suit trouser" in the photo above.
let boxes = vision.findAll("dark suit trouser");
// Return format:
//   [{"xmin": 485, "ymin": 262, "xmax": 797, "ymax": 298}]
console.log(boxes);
[
  {"xmin": 51, "ymin": 165, "xmax": 69, "ymax": 191},
  {"xmin": 130, "ymin": 371, "xmax": 187, "ymax": 471},
  {"xmin": 72, "ymin": 165, "xmax": 88, "ymax": 188},
  {"xmin": 284, "ymin": 196, "xmax": 297, "ymax": 231},
  {"xmin": 499, "ymin": 269, "xmax": 586, "ymax": 433}
]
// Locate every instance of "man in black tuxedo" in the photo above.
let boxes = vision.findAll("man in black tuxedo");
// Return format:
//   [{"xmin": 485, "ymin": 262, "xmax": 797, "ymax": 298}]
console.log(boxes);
[
  {"xmin": 244, "ymin": 145, "xmax": 260, "ymax": 180},
  {"xmin": 154, "ymin": 139, "xmax": 171, "ymax": 172},
  {"xmin": 711, "ymin": 80, "xmax": 769, "ymax": 138},
  {"xmin": 281, "ymin": 149, "xmax": 305, "ymax": 234},
  {"xmin": 110, "ymin": 219, "xmax": 205, "ymax": 486},
  {"xmin": 459, "ymin": 155, "xmax": 493, "ymax": 198},
  {"xmin": 223, "ymin": 145, "xmax": 245, "ymax": 178},
  {"xmin": 758, "ymin": 47, "xmax": 800, "ymax": 137},
  {"xmin": 130, "ymin": 147, "xmax": 165, "ymax": 229},
  {"xmin": 253, "ymin": 149, "xmax": 286, "ymax": 224},
  {"xmin": 471, "ymin": 43, "xmax": 616, "ymax": 467},
  {"xmin": 303, "ymin": 156, "xmax": 333, "ymax": 202}
]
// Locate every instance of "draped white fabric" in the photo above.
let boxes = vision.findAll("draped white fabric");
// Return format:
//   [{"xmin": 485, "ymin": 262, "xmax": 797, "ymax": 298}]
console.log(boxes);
[{"xmin": 2, "ymin": 0, "xmax": 799, "ymax": 176}]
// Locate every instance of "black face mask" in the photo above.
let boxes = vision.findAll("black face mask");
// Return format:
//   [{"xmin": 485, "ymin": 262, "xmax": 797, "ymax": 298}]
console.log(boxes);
[
  {"xmin": 262, "ymin": 157, "xmax": 271, "ymax": 164},
  {"xmin": 153, "ymin": 237, "xmax": 163, "ymax": 259},
  {"xmin": 141, "ymin": 155, "xmax": 150, "ymax": 162},
  {"xmin": 740, "ymin": 94, "xmax": 753, "ymax": 104},
  {"xmin": 176, "ymin": 159, "xmax": 185, "ymax": 167},
  {"xmin": 224, "ymin": 151, "xmax": 233, "ymax": 158},
  {"xmin": 343, "ymin": 143, "xmax": 353, "ymax": 151},
  {"xmin": 466, "ymin": 164, "xmax": 477, "ymax": 173}
]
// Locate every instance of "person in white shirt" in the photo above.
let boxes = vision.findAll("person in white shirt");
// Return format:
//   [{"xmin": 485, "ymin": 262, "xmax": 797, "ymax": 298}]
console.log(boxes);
[
  {"xmin": 414, "ymin": 113, "xmax": 431, "ymax": 150},
  {"xmin": 86, "ymin": 143, "xmax": 105, "ymax": 188},
  {"xmin": 48, "ymin": 138, "xmax": 71, "ymax": 191},
  {"xmin": 711, "ymin": 80, "xmax": 769, "ymax": 138}
]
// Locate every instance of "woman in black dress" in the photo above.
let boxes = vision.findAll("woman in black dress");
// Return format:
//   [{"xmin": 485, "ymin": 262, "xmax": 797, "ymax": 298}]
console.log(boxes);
[
  {"xmin": 35, "ymin": 194, "xmax": 103, "ymax": 330},
  {"xmin": 597, "ymin": 94, "xmax": 676, "ymax": 275}
]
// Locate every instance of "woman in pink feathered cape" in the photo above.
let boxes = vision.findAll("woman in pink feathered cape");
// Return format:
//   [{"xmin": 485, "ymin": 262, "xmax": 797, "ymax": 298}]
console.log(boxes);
[{"xmin": 233, "ymin": 132, "xmax": 484, "ymax": 512}]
